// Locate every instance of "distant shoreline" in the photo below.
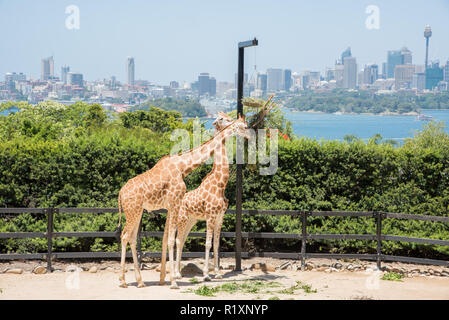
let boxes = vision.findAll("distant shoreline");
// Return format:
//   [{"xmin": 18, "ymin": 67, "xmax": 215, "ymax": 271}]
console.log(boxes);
[{"xmin": 282, "ymin": 109, "xmax": 449, "ymax": 117}]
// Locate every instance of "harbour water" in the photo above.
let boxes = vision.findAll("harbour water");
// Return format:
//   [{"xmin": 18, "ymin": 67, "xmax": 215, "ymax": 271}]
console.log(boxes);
[{"xmin": 203, "ymin": 109, "xmax": 449, "ymax": 142}]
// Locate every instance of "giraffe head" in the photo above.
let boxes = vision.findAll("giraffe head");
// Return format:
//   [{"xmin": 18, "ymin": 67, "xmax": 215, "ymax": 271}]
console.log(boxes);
[
  {"xmin": 227, "ymin": 114, "xmax": 250, "ymax": 140},
  {"xmin": 212, "ymin": 111, "xmax": 234, "ymax": 132}
]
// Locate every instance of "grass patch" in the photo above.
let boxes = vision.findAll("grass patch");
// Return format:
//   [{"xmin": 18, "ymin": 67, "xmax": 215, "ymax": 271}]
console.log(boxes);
[
  {"xmin": 194, "ymin": 285, "xmax": 220, "ymax": 297},
  {"xmin": 268, "ymin": 296, "xmax": 280, "ymax": 300},
  {"xmin": 189, "ymin": 277, "xmax": 199, "ymax": 284},
  {"xmin": 381, "ymin": 272, "xmax": 404, "ymax": 282},
  {"xmin": 276, "ymin": 281, "xmax": 317, "ymax": 295}
]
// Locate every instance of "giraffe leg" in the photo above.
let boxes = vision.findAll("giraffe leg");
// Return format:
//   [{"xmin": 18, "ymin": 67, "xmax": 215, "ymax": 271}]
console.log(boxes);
[
  {"xmin": 130, "ymin": 224, "xmax": 145, "ymax": 288},
  {"xmin": 203, "ymin": 222, "xmax": 214, "ymax": 281},
  {"xmin": 159, "ymin": 214, "xmax": 170, "ymax": 285},
  {"xmin": 175, "ymin": 217, "xmax": 196, "ymax": 279},
  {"xmin": 213, "ymin": 218, "xmax": 224, "ymax": 279},
  {"xmin": 168, "ymin": 221, "xmax": 179, "ymax": 289},
  {"xmin": 119, "ymin": 238, "xmax": 128, "ymax": 288}
]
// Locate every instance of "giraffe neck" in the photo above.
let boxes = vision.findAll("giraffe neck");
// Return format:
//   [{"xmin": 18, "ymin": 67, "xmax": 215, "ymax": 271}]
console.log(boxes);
[
  {"xmin": 210, "ymin": 137, "xmax": 229, "ymax": 183},
  {"xmin": 175, "ymin": 125, "xmax": 232, "ymax": 177}
]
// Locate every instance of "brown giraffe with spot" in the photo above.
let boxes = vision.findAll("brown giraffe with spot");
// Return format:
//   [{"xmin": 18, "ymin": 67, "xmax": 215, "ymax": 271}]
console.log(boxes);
[
  {"xmin": 171, "ymin": 112, "xmax": 234, "ymax": 281},
  {"xmin": 118, "ymin": 115, "xmax": 249, "ymax": 289}
]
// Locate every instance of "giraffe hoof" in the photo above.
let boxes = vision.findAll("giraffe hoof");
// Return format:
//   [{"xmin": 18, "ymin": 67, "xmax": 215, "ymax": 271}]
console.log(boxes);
[
  {"xmin": 137, "ymin": 282, "xmax": 146, "ymax": 288},
  {"xmin": 119, "ymin": 283, "xmax": 128, "ymax": 288},
  {"xmin": 175, "ymin": 273, "xmax": 182, "ymax": 279},
  {"xmin": 203, "ymin": 275, "xmax": 211, "ymax": 282},
  {"xmin": 170, "ymin": 283, "xmax": 179, "ymax": 289},
  {"xmin": 159, "ymin": 280, "xmax": 166, "ymax": 286}
]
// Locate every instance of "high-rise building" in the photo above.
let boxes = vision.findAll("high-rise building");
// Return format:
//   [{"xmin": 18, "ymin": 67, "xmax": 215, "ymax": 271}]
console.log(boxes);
[
  {"xmin": 444, "ymin": 60, "xmax": 449, "ymax": 82},
  {"xmin": 363, "ymin": 64, "xmax": 378, "ymax": 85},
  {"xmin": 283, "ymin": 69, "xmax": 292, "ymax": 91},
  {"xmin": 343, "ymin": 57, "xmax": 357, "ymax": 89},
  {"xmin": 197, "ymin": 73, "xmax": 216, "ymax": 96},
  {"xmin": 127, "ymin": 57, "xmax": 135, "ymax": 86},
  {"xmin": 334, "ymin": 64, "xmax": 344, "ymax": 87},
  {"xmin": 266, "ymin": 68, "xmax": 283, "ymax": 92},
  {"xmin": 386, "ymin": 50, "xmax": 402, "ymax": 79},
  {"xmin": 394, "ymin": 64, "xmax": 415, "ymax": 89},
  {"xmin": 4, "ymin": 72, "xmax": 26, "ymax": 91},
  {"xmin": 400, "ymin": 47, "xmax": 413, "ymax": 65},
  {"xmin": 325, "ymin": 68, "xmax": 335, "ymax": 81},
  {"xmin": 61, "ymin": 66, "xmax": 70, "ymax": 84},
  {"xmin": 41, "ymin": 56, "xmax": 54, "ymax": 81},
  {"xmin": 425, "ymin": 61, "xmax": 443, "ymax": 90},
  {"xmin": 412, "ymin": 73, "xmax": 426, "ymax": 91},
  {"xmin": 256, "ymin": 73, "xmax": 267, "ymax": 94},
  {"xmin": 68, "ymin": 72, "xmax": 84, "ymax": 87},
  {"xmin": 341, "ymin": 47, "xmax": 351, "ymax": 63}
]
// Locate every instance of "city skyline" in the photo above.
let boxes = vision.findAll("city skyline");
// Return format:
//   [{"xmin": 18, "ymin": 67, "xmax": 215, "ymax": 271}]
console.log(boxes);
[{"xmin": 1, "ymin": 0, "xmax": 449, "ymax": 83}]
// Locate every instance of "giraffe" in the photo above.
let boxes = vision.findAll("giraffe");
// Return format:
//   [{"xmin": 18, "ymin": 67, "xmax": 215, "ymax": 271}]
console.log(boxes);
[
  {"xmin": 172, "ymin": 111, "xmax": 234, "ymax": 281},
  {"xmin": 117, "ymin": 115, "xmax": 249, "ymax": 289}
]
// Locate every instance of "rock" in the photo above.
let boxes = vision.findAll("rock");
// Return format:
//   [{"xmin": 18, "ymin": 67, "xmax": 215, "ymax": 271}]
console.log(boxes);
[
  {"xmin": 427, "ymin": 268, "xmax": 435, "ymax": 275},
  {"xmin": 279, "ymin": 262, "xmax": 291, "ymax": 270},
  {"xmin": 32, "ymin": 266, "xmax": 47, "ymax": 274},
  {"xmin": 88, "ymin": 266, "xmax": 98, "ymax": 273},
  {"xmin": 433, "ymin": 271, "xmax": 441, "ymax": 277},
  {"xmin": 66, "ymin": 265, "xmax": 82, "ymax": 273},
  {"xmin": 250, "ymin": 263, "xmax": 275, "ymax": 272},
  {"xmin": 292, "ymin": 264, "xmax": 298, "ymax": 272},
  {"xmin": 325, "ymin": 268, "xmax": 338, "ymax": 273},
  {"xmin": 317, "ymin": 266, "xmax": 328, "ymax": 272},
  {"xmin": 222, "ymin": 263, "xmax": 235, "ymax": 270},
  {"xmin": 181, "ymin": 263, "xmax": 203, "ymax": 276},
  {"xmin": 5, "ymin": 268, "xmax": 23, "ymax": 274},
  {"xmin": 305, "ymin": 262, "xmax": 314, "ymax": 271},
  {"xmin": 440, "ymin": 271, "xmax": 449, "ymax": 277},
  {"xmin": 346, "ymin": 264, "xmax": 354, "ymax": 271},
  {"xmin": 332, "ymin": 262, "xmax": 343, "ymax": 269},
  {"xmin": 105, "ymin": 267, "xmax": 115, "ymax": 272}
]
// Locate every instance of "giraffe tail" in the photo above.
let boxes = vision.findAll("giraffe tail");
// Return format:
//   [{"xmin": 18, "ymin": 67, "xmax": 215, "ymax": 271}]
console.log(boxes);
[{"xmin": 117, "ymin": 192, "xmax": 123, "ymax": 228}]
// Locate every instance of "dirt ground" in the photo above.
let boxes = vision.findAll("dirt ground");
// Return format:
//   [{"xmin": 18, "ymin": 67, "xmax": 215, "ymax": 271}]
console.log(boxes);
[{"xmin": 1, "ymin": 257, "xmax": 448, "ymax": 300}]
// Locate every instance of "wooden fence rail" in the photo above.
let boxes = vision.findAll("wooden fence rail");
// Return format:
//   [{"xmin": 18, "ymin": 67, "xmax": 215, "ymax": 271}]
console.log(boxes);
[{"xmin": 1, "ymin": 208, "xmax": 448, "ymax": 271}]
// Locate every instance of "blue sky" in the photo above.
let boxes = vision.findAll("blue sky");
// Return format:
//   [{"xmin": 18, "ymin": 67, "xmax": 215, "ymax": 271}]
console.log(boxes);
[{"xmin": 1, "ymin": 0, "xmax": 448, "ymax": 84}]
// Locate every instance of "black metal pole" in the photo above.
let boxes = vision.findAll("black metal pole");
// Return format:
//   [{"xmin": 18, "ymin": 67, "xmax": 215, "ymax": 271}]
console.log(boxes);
[
  {"xmin": 235, "ymin": 47, "xmax": 244, "ymax": 272},
  {"xmin": 235, "ymin": 38, "xmax": 258, "ymax": 272}
]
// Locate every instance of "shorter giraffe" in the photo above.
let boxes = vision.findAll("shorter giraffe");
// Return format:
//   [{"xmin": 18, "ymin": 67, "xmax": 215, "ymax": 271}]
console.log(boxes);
[{"xmin": 173, "ymin": 112, "xmax": 235, "ymax": 281}]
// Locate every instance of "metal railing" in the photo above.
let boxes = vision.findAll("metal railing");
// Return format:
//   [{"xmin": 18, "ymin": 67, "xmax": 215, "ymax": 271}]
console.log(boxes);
[{"xmin": 1, "ymin": 208, "xmax": 448, "ymax": 271}]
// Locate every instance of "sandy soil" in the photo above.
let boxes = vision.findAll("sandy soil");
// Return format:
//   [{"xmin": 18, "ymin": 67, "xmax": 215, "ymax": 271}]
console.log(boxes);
[{"xmin": 1, "ymin": 258, "xmax": 448, "ymax": 300}]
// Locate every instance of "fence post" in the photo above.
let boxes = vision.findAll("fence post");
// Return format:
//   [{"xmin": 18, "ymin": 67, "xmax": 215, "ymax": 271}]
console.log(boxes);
[
  {"xmin": 375, "ymin": 211, "xmax": 383, "ymax": 270},
  {"xmin": 300, "ymin": 211, "xmax": 307, "ymax": 271},
  {"xmin": 46, "ymin": 208, "xmax": 54, "ymax": 272}
]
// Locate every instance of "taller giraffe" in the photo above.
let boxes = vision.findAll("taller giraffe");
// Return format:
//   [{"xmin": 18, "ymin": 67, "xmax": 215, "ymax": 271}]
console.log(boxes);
[{"xmin": 118, "ymin": 115, "xmax": 249, "ymax": 289}]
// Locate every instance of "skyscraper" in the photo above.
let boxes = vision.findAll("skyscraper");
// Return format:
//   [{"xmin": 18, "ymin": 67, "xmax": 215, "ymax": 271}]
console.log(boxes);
[
  {"xmin": 266, "ymin": 68, "xmax": 283, "ymax": 92},
  {"xmin": 444, "ymin": 60, "xmax": 449, "ymax": 82},
  {"xmin": 41, "ymin": 56, "xmax": 54, "ymax": 81},
  {"xmin": 283, "ymin": 69, "xmax": 292, "ymax": 91},
  {"xmin": 394, "ymin": 64, "xmax": 415, "ymax": 89},
  {"xmin": 334, "ymin": 64, "xmax": 344, "ymax": 87},
  {"xmin": 341, "ymin": 47, "xmax": 351, "ymax": 63},
  {"xmin": 256, "ymin": 73, "xmax": 267, "ymax": 94},
  {"xmin": 61, "ymin": 65, "xmax": 70, "ymax": 84},
  {"xmin": 400, "ymin": 47, "xmax": 412, "ymax": 65},
  {"xmin": 363, "ymin": 64, "xmax": 378, "ymax": 85},
  {"xmin": 343, "ymin": 57, "xmax": 357, "ymax": 89},
  {"xmin": 386, "ymin": 51, "xmax": 402, "ymax": 79},
  {"xmin": 127, "ymin": 57, "xmax": 135, "ymax": 86},
  {"xmin": 197, "ymin": 73, "xmax": 216, "ymax": 96},
  {"xmin": 68, "ymin": 72, "xmax": 83, "ymax": 87},
  {"xmin": 425, "ymin": 61, "xmax": 443, "ymax": 90}
]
